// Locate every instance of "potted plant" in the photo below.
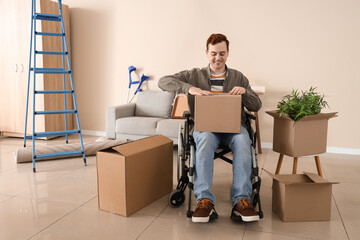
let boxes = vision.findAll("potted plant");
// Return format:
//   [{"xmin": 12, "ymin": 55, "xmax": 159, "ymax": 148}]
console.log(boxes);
[
  {"xmin": 266, "ymin": 87, "xmax": 337, "ymax": 158},
  {"xmin": 277, "ymin": 87, "xmax": 329, "ymax": 122}
]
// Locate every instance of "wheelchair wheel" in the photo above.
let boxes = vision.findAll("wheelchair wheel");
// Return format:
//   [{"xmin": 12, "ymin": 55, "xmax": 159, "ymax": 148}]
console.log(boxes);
[{"xmin": 168, "ymin": 189, "xmax": 185, "ymax": 207}]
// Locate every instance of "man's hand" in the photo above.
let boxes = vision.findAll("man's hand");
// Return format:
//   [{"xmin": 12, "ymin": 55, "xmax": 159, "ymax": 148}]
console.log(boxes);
[
  {"xmin": 229, "ymin": 86, "xmax": 246, "ymax": 95},
  {"xmin": 188, "ymin": 87, "xmax": 213, "ymax": 96}
]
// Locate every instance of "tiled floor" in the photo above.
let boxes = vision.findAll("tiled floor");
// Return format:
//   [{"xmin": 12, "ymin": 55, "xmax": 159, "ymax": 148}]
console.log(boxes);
[{"xmin": 0, "ymin": 135, "xmax": 359, "ymax": 240}]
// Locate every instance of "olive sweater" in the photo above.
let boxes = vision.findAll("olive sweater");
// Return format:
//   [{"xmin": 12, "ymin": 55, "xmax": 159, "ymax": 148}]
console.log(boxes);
[{"xmin": 158, "ymin": 65, "xmax": 262, "ymax": 125}]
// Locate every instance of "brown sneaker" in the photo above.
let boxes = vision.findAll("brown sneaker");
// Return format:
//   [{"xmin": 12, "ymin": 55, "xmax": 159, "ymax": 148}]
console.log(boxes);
[
  {"xmin": 192, "ymin": 199, "xmax": 218, "ymax": 223},
  {"xmin": 231, "ymin": 198, "xmax": 260, "ymax": 222}
]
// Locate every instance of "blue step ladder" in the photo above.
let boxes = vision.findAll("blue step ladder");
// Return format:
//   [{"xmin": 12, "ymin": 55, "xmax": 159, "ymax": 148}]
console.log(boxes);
[{"xmin": 24, "ymin": 0, "xmax": 86, "ymax": 172}]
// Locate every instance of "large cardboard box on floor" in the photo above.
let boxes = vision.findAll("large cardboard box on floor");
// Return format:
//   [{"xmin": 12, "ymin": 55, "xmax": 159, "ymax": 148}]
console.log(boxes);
[
  {"xmin": 266, "ymin": 110, "xmax": 337, "ymax": 157},
  {"xmin": 264, "ymin": 169, "xmax": 338, "ymax": 222},
  {"xmin": 195, "ymin": 94, "xmax": 242, "ymax": 133},
  {"xmin": 96, "ymin": 135, "xmax": 173, "ymax": 217}
]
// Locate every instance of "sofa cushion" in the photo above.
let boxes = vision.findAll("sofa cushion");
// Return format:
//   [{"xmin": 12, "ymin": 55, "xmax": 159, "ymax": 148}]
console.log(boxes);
[
  {"xmin": 135, "ymin": 91, "xmax": 175, "ymax": 118},
  {"xmin": 116, "ymin": 117, "xmax": 164, "ymax": 136},
  {"xmin": 156, "ymin": 119, "xmax": 185, "ymax": 138}
]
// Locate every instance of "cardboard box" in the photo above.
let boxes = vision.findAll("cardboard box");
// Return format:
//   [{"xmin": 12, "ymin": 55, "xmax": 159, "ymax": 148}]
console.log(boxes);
[
  {"xmin": 96, "ymin": 135, "xmax": 173, "ymax": 217},
  {"xmin": 264, "ymin": 169, "xmax": 338, "ymax": 222},
  {"xmin": 266, "ymin": 110, "xmax": 337, "ymax": 157},
  {"xmin": 195, "ymin": 94, "xmax": 242, "ymax": 133}
]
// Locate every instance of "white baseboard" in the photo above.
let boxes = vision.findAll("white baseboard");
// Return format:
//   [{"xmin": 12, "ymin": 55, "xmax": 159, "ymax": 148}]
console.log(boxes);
[
  {"xmin": 82, "ymin": 130, "xmax": 106, "ymax": 137},
  {"xmin": 261, "ymin": 142, "xmax": 360, "ymax": 156},
  {"xmin": 326, "ymin": 147, "xmax": 360, "ymax": 156},
  {"xmin": 260, "ymin": 142, "xmax": 273, "ymax": 149}
]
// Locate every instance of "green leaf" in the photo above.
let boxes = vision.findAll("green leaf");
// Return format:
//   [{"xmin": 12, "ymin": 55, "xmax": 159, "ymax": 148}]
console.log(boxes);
[{"xmin": 276, "ymin": 87, "xmax": 329, "ymax": 121}]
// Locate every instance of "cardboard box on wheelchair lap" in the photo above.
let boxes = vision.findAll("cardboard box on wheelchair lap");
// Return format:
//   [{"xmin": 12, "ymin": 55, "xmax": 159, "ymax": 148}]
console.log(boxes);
[
  {"xmin": 264, "ymin": 169, "xmax": 338, "ymax": 222},
  {"xmin": 195, "ymin": 94, "xmax": 242, "ymax": 133},
  {"xmin": 96, "ymin": 135, "xmax": 173, "ymax": 217}
]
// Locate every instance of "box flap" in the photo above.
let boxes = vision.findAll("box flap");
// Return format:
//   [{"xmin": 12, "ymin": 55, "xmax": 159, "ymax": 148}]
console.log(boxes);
[
  {"xmin": 303, "ymin": 172, "xmax": 327, "ymax": 183},
  {"xmin": 263, "ymin": 169, "xmax": 296, "ymax": 183},
  {"xmin": 263, "ymin": 169, "xmax": 339, "ymax": 185},
  {"xmin": 263, "ymin": 169, "xmax": 282, "ymax": 181},
  {"xmin": 300, "ymin": 112, "xmax": 338, "ymax": 121},
  {"xmin": 303, "ymin": 172, "xmax": 339, "ymax": 184},
  {"xmin": 265, "ymin": 110, "xmax": 292, "ymax": 120},
  {"xmin": 266, "ymin": 110, "xmax": 338, "ymax": 122},
  {"xmin": 112, "ymin": 135, "xmax": 173, "ymax": 156}
]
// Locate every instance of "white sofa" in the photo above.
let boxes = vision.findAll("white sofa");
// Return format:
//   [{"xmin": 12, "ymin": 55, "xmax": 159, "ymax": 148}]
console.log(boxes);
[{"xmin": 106, "ymin": 90, "xmax": 185, "ymax": 144}]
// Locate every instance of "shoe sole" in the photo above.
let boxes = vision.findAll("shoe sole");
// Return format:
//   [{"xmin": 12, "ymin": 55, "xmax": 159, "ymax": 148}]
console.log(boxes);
[
  {"xmin": 192, "ymin": 216, "xmax": 210, "ymax": 223},
  {"xmin": 192, "ymin": 210, "xmax": 218, "ymax": 223},
  {"xmin": 232, "ymin": 210, "xmax": 260, "ymax": 222}
]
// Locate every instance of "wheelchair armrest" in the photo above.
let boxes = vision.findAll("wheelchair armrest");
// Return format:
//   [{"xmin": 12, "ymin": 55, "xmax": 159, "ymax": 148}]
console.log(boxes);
[
  {"xmin": 245, "ymin": 110, "xmax": 256, "ymax": 120},
  {"xmin": 183, "ymin": 111, "xmax": 191, "ymax": 118}
]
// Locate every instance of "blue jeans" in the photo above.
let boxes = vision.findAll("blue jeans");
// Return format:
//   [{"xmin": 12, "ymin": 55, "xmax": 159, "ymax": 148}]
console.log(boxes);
[{"xmin": 193, "ymin": 125, "xmax": 252, "ymax": 206}]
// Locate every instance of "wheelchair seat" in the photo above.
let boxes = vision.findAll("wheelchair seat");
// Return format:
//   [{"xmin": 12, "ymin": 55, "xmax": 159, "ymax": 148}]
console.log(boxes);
[{"xmin": 214, "ymin": 145, "xmax": 233, "ymax": 164}]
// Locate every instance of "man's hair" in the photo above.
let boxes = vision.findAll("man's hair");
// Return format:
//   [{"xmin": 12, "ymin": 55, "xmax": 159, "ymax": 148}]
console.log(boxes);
[{"xmin": 206, "ymin": 33, "xmax": 229, "ymax": 50}]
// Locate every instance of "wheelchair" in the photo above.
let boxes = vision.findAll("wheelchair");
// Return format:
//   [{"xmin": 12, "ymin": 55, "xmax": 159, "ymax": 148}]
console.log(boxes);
[{"xmin": 168, "ymin": 110, "xmax": 264, "ymax": 220}]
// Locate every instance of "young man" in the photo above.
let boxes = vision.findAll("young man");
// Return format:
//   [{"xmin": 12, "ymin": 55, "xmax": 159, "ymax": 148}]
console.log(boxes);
[{"xmin": 158, "ymin": 33, "xmax": 262, "ymax": 223}]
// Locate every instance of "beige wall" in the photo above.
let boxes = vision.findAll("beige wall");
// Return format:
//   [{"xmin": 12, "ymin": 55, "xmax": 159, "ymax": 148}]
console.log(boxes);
[{"xmin": 66, "ymin": 0, "xmax": 360, "ymax": 150}]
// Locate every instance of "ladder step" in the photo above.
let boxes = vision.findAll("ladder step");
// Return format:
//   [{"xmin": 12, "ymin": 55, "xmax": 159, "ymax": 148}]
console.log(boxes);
[
  {"xmin": 36, "ymin": 51, "xmax": 68, "ymax": 55},
  {"xmin": 25, "ymin": 130, "xmax": 81, "ymax": 138},
  {"xmin": 35, "ymin": 90, "xmax": 74, "ymax": 94},
  {"xmin": 35, "ymin": 151, "xmax": 83, "ymax": 159},
  {"xmin": 30, "ymin": 68, "xmax": 71, "ymax": 74},
  {"xmin": 35, "ymin": 13, "xmax": 61, "ymax": 22},
  {"xmin": 35, "ymin": 110, "xmax": 77, "ymax": 115},
  {"xmin": 35, "ymin": 32, "xmax": 64, "ymax": 36},
  {"xmin": 34, "ymin": 130, "xmax": 80, "ymax": 138}
]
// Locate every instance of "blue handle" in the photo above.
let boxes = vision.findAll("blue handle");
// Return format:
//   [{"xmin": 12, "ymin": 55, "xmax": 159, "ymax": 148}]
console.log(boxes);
[
  {"xmin": 141, "ymin": 74, "xmax": 150, "ymax": 83},
  {"xmin": 128, "ymin": 66, "xmax": 139, "ymax": 88},
  {"xmin": 134, "ymin": 74, "xmax": 150, "ymax": 95}
]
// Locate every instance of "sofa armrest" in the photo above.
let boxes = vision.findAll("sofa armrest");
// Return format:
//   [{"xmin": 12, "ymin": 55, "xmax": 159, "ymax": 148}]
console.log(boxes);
[{"xmin": 106, "ymin": 103, "xmax": 136, "ymax": 139}]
